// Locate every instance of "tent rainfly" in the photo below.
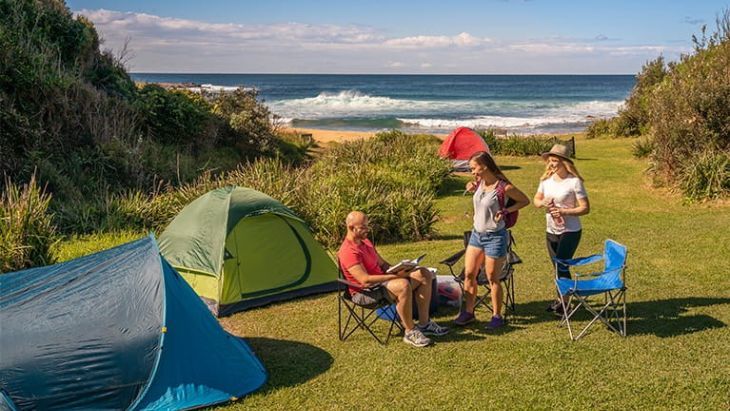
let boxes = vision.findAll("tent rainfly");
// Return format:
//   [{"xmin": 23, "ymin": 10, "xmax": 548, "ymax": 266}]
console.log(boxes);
[
  {"xmin": 159, "ymin": 186, "xmax": 338, "ymax": 317},
  {"xmin": 438, "ymin": 127, "xmax": 490, "ymax": 171},
  {"xmin": 0, "ymin": 235, "xmax": 266, "ymax": 410}
]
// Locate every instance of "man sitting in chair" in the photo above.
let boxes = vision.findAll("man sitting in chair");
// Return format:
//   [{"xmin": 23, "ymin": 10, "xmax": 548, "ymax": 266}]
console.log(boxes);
[{"xmin": 338, "ymin": 211, "xmax": 449, "ymax": 347}]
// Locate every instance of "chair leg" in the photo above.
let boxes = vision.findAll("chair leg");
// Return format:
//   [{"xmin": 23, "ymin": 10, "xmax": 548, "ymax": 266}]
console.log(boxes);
[
  {"xmin": 621, "ymin": 290, "xmax": 627, "ymax": 337},
  {"xmin": 559, "ymin": 294, "xmax": 576, "ymax": 340},
  {"xmin": 339, "ymin": 297, "xmax": 404, "ymax": 345},
  {"xmin": 570, "ymin": 291, "xmax": 627, "ymax": 340}
]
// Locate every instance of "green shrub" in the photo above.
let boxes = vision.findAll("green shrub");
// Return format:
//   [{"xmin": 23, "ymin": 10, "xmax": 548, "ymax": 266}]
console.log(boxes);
[
  {"xmin": 1, "ymin": 0, "xmax": 301, "ymax": 227},
  {"xmin": 586, "ymin": 56, "xmax": 667, "ymax": 139},
  {"xmin": 586, "ymin": 118, "xmax": 616, "ymax": 139},
  {"xmin": 647, "ymin": 11, "xmax": 730, "ymax": 199},
  {"xmin": 302, "ymin": 162, "xmax": 439, "ymax": 248},
  {"xmin": 1, "ymin": 175, "xmax": 57, "ymax": 272},
  {"xmin": 632, "ymin": 137, "xmax": 655, "ymax": 158},
  {"xmin": 478, "ymin": 131, "xmax": 575, "ymax": 157},
  {"xmin": 320, "ymin": 130, "xmax": 450, "ymax": 192},
  {"xmin": 212, "ymin": 88, "xmax": 280, "ymax": 157},
  {"xmin": 134, "ymin": 84, "xmax": 216, "ymax": 147},
  {"xmin": 616, "ymin": 56, "xmax": 667, "ymax": 137},
  {"xmin": 680, "ymin": 150, "xmax": 730, "ymax": 200},
  {"xmin": 478, "ymin": 129, "xmax": 500, "ymax": 151},
  {"xmin": 118, "ymin": 131, "xmax": 449, "ymax": 248}
]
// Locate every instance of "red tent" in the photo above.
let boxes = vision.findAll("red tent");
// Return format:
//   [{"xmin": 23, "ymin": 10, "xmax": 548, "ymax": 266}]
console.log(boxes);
[{"xmin": 438, "ymin": 127, "xmax": 489, "ymax": 170}]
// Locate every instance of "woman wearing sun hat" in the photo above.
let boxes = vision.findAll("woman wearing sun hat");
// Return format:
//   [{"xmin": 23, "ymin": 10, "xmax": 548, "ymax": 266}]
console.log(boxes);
[{"xmin": 533, "ymin": 144, "xmax": 590, "ymax": 314}]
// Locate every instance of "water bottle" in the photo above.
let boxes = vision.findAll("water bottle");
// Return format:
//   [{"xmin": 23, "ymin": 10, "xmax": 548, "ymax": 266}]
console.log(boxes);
[{"xmin": 548, "ymin": 199, "xmax": 565, "ymax": 227}]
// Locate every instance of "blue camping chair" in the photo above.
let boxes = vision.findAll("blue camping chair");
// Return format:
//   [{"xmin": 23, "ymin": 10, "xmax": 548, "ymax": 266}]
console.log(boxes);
[{"xmin": 554, "ymin": 239, "xmax": 628, "ymax": 340}]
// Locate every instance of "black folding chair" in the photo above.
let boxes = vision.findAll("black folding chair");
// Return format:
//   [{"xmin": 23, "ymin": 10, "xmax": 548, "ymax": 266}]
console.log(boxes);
[
  {"xmin": 439, "ymin": 230, "xmax": 521, "ymax": 316},
  {"xmin": 337, "ymin": 261, "xmax": 403, "ymax": 345}
]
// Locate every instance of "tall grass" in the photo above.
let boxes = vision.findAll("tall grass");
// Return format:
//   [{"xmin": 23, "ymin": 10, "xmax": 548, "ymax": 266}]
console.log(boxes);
[
  {"xmin": 0, "ymin": 175, "xmax": 57, "ymax": 273},
  {"xmin": 103, "ymin": 130, "xmax": 450, "ymax": 248},
  {"xmin": 680, "ymin": 150, "xmax": 730, "ymax": 200}
]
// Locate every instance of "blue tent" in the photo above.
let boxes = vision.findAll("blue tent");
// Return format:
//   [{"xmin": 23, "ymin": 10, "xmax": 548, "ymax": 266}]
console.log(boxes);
[{"xmin": 0, "ymin": 235, "xmax": 267, "ymax": 410}]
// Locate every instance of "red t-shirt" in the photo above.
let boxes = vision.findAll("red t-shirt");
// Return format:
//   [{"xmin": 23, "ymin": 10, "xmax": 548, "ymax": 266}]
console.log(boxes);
[{"xmin": 337, "ymin": 238, "xmax": 384, "ymax": 294}]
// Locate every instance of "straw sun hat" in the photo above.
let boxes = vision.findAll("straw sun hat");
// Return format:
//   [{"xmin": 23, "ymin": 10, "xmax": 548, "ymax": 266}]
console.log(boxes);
[{"xmin": 541, "ymin": 144, "xmax": 573, "ymax": 163}]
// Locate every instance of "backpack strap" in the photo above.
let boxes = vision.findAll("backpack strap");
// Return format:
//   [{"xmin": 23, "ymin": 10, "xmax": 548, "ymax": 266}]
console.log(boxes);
[{"xmin": 495, "ymin": 179, "xmax": 508, "ymax": 209}]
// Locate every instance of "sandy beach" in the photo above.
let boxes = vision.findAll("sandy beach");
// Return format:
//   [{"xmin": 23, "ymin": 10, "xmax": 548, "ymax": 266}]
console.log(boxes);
[
  {"xmin": 284, "ymin": 127, "xmax": 451, "ymax": 145},
  {"xmin": 285, "ymin": 127, "xmax": 581, "ymax": 147}
]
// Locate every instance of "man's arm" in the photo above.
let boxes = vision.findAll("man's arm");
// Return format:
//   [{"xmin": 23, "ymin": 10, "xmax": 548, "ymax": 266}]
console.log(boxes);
[
  {"xmin": 374, "ymin": 249, "xmax": 391, "ymax": 273},
  {"xmin": 347, "ymin": 263, "xmax": 408, "ymax": 287}
]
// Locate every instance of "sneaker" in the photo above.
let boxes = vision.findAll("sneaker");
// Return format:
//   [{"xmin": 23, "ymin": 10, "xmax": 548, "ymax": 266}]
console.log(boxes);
[
  {"xmin": 417, "ymin": 320, "xmax": 450, "ymax": 336},
  {"xmin": 485, "ymin": 315, "xmax": 506, "ymax": 329},
  {"xmin": 453, "ymin": 311, "xmax": 476, "ymax": 326},
  {"xmin": 403, "ymin": 329, "xmax": 432, "ymax": 347}
]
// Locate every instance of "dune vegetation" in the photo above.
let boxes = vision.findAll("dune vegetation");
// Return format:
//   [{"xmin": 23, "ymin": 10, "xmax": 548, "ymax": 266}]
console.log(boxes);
[{"xmin": 587, "ymin": 10, "xmax": 730, "ymax": 201}]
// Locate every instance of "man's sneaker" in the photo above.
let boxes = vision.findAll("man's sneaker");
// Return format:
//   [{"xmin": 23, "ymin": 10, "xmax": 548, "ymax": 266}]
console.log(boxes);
[
  {"xmin": 485, "ymin": 315, "xmax": 506, "ymax": 329},
  {"xmin": 453, "ymin": 311, "xmax": 476, "ymax": 326},
  {"xmin": 403, "ymin": 329, "xmax": 432, "ymax": 347},
  {"xmin": 417, "ymin": 320, "xmax": 450, "ymax": 336}
]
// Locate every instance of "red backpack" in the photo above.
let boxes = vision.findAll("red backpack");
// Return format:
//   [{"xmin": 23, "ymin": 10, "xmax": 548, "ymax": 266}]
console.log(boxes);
[{"xmin": 495, "ymin": 180, "xmax": 519, "ymax": 228}]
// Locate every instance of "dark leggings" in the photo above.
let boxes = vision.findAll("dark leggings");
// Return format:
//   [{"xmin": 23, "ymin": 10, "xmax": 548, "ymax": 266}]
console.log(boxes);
[{"xmin": 546, "ymin": 230, "xmax": 582, "ymax": 279}]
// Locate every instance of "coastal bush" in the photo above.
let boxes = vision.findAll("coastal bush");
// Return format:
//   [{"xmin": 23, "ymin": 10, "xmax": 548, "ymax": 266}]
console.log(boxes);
[
  {"xmin": 586, "ymin": 118, "xmax": 617, "ymax": 139},
  {"xmin": 616, "ymin": 56, "xmax": 667, "ymax": 137},
  {"xmin": 1, "ymin": 0, "xmax": 304, "ymax": 234},
  {"xmin": 480, "ymin": 129, "xmax": 500, "ymax": 151},
  {"xmin": 306, "ymin": 168, "xmax": 438, "ymax": 247},
  {"xmin": 647, "ymin": 11, "xmax": 730, "ymax": 199},
  {"xmin": 679, "ymin": 150, "xmax": 730, "ymax": 200},
  {"xmin": 586, "ymin": 56, "xmax": 667, "ymax": 139},
  {"xmin": 632, "ymin": 137, "xmax": 654, "ymax": 159},
  {"xmin": 1, "ymin": 176, "xmax": 57, "ymax": 273},
  {"xmin": 134, "ymin": 84, "xmax": 216, "ymax": 148},
  {"xmin": 212, "ymin": 88, "xmax": 281, "ymax": 157},
  {"xmin": 477, "ymin": 131, "xmax": 575, "ymax": 157},
  {"xmin": 319, "ymin": 130, "xmax": 451, "ymax": 192},
  {"xmin": 114, "ymin": 131, "xmax": 449, "ymax": 248},
  {"xmin": 273, "ymin": 131, "xmax": 315, "ymax": 165}
]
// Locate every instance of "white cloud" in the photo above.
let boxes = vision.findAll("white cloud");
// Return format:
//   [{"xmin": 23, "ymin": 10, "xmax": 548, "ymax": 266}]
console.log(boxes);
[
  {"xmin": 383, "ymin": 32, "xmax": 489, "ymax": 48},
  {"xmin": 76, "ymin": 8, "xmax": 689, "ymax": 73}
]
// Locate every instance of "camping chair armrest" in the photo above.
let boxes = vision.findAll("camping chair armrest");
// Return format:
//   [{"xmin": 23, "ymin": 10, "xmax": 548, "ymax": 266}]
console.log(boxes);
[
  {"xmin": 576, "ymin": 265, "xmax": 625, "ymax": 278},
  {"xmin": 439, "ymin": 249, "xmax": 466, "ymax": 267},
  {"xmin": 574, "ymin": 271, "xmax": 603, "ymax": 278},
  {"xmin": 552, "ymin": 254, "xmax": 602, "ymax": 267},
  {"xmin": 337, "ymin": 278, "xmax": 380, "ymax": 293}
]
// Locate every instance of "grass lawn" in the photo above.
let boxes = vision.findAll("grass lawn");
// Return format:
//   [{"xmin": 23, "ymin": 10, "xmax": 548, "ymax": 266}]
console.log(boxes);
[{"xmin": 56, "ymin": 137, "xmax": 730, "ymax": 410}]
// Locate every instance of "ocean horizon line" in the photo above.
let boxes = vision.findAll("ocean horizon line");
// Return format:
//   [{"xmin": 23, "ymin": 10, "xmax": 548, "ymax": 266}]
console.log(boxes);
[{"xmin": 130, "ymin": 72, "xmax": 636, "ymax": 77}]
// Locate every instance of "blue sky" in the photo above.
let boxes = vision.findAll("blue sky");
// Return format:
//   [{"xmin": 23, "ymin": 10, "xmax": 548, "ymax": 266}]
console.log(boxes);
[{"xmin": 68, "ymin": 0, "xmax": 729, "ymax": 74}]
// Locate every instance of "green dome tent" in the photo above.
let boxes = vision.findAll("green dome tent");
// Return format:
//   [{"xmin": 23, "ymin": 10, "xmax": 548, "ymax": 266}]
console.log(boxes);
[{"xmin": 159, "ymin": 186, "xmax": 337, "ymax": 317}]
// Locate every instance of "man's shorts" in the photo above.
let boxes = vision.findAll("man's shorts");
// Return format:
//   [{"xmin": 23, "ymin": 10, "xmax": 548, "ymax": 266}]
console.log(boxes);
[{"xmin": 352, "ymin": 284, "xmax": 393, "ymax": 306}]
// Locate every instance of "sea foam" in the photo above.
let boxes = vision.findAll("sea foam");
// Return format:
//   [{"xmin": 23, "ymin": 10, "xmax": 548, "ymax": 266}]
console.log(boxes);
[{"xmin": 271, "ymin": 90, "xmax": 623, "ymax": 131}]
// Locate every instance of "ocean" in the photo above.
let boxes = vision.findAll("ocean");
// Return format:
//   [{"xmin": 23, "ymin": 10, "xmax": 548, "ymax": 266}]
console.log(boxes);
[{"xmin": 130, "ymin": 74, "xmax": 635, "ymax": 134}]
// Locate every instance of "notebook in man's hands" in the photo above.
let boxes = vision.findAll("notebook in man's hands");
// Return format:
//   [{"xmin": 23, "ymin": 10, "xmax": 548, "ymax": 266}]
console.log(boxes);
[{"xmin": 386, "ymin": 254, "xmax": 426, "ymax": 273}]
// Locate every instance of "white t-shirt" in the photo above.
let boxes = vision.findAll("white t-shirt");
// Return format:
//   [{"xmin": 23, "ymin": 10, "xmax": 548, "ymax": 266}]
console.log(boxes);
[{"xmin": 537, "ymin": 175, "xmax": 588, "ymax": 234}]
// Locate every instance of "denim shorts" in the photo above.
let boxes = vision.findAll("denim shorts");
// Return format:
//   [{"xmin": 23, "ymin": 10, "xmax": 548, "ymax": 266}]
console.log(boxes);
[{"xmin": 468, "ymin": 228, "xmax": 508, "ymax": 258}]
